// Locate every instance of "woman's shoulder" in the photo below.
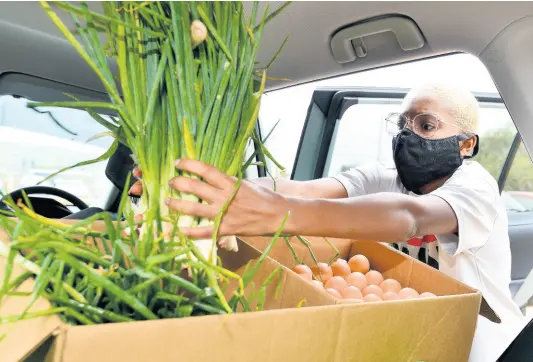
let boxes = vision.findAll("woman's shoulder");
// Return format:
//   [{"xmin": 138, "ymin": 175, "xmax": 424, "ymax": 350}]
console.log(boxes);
[{"xmin": 446, "ymin": 160, "xmax": 500, "ymax": 195}]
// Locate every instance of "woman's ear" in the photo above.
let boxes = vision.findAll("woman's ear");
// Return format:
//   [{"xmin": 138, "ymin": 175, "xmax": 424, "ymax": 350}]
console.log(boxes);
[{"xmin": 459, "ymin": 135, "xmax": 477, "ymax": 157}]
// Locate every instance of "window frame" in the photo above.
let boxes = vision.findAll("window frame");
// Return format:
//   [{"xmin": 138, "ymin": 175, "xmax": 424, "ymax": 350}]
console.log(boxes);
[
  {"xmin": 291, "ymin": 86, "xmax": 509, "ymax": 183},
  {"xmin": 498, "ymin": 132, "xmax": 522, "ymax": 193},
  {"xmin": 251, "ymin": 123, "xmax": 267, "ymax": 178}
]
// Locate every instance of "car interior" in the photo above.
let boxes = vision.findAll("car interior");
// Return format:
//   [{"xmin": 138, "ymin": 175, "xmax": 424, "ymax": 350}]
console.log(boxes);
[{"xmin": 3, "ymin": 1, "xmax": 533, "ymax": 359}]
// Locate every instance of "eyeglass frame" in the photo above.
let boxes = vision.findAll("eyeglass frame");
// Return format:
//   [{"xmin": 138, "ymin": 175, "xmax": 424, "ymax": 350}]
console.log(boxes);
[{"xmin": 385, "ymin": 112, "xmax": 462, "ymax": 139}]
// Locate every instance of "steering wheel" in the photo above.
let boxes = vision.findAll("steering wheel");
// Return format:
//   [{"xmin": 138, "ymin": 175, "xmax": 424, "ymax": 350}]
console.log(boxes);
[{"xmin": 2, "ymin": 186, "xmax": 89, "ymax": 211}]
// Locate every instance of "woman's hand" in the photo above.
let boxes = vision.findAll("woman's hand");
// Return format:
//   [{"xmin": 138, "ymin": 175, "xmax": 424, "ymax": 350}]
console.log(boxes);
[
  {"xmin": 128, "ymin": 167, "xmax": 143, "ymax": 196},
  {"xmin": 166, "ymin": 159, "xmax": 289, "ymax": 239},
  {"xmin": 126, "ymin": 160, "xmax": 288, "ymax": 241}
]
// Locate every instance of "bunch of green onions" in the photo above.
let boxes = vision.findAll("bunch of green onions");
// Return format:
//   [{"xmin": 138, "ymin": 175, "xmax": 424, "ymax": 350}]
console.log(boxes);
[
  {"xmin": 28, "ymin": 1, "xmax": 290, "ymax": 261},
  {"xmin": 0, "ymin": 0, "xmax": 295, "ymax": 328},
  {"xmin": 0, "ymin": 196, "xmax": 288, "ymax": 325}
]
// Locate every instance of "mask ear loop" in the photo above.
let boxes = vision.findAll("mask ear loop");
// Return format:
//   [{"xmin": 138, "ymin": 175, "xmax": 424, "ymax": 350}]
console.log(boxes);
[{"xmin": 457, "ymin": 133, "xmax": 479, "ymax": 159}]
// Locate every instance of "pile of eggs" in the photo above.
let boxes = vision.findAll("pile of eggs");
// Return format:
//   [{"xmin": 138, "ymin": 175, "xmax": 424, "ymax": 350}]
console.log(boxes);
[{"xmin": 292, "ymin": 254, "xmax": 436, "ymax": 303}]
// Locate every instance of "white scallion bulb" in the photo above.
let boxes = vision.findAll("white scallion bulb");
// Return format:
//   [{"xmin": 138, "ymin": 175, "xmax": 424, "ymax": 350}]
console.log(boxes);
[{"xmin": 191, "ymin": 20, "xmax": 207, "ymax": 49}]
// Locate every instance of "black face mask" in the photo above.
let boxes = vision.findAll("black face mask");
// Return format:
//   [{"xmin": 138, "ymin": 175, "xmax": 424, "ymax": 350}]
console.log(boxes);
[{"xmin": 392, "ymin": 129, "xmax": 479, "ymax": 194}]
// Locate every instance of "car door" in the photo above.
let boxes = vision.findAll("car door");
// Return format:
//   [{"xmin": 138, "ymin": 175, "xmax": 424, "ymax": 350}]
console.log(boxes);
[{"xmin": 290, "ymin": 86, "xmax": 533, "ymax": 313}]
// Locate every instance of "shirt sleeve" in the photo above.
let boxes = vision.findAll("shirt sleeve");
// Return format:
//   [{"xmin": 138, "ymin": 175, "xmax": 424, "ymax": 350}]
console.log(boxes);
[
  {"xmin": 331, "ymin": 163, "xmax": 388, "ymax": 197},
  {"xmin": 430, "ymin": 169, "xmax": 499, "ymax": 256}
]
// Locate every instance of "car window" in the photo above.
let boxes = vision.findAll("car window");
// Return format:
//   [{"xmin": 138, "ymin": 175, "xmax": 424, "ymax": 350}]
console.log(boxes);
[
  {"xmin": 0, "ymin": 95, "xmax": 115, "ymax": 207},
  {"xmin": 502, "ymin": 142, "xmax": 533, "ymax": 212},
  {"xmin": 259, "ymin": 53, "xmax": 499, "ymax": 177},
  {"xmin": 323, "ymin": 98, "xmax": 402, "ymax": 176},
  {"xmin": 325, "ymin": 100, "xmax": 515, "ymax": 177}
]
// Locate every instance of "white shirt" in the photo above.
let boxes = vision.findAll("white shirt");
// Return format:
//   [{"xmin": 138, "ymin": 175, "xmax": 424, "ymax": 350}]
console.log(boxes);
[{"xmin": 333, "ymin": 160, "xmax": 528, "ymax": 362}]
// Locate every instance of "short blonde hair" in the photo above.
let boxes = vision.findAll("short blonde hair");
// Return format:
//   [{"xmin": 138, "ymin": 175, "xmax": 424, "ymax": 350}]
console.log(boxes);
[{"xmin": 404, "ymin": 82, "xmax": 479, "ymax": 133}]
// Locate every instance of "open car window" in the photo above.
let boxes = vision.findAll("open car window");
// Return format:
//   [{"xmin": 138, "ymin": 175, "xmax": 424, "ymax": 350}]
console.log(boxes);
[{"xmin": 0, "ymin": 95, "xmax": 115, "ymax": 208}]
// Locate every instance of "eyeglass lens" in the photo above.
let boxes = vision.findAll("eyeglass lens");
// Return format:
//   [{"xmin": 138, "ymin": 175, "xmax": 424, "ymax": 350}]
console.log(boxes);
[{"xmin": 386, "ymin": 113, "xmax": 440, "ymax": 138}]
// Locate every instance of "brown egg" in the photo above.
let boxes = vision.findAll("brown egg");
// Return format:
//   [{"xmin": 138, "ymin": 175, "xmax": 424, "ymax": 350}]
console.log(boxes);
[
  {"xmin": 398, "ymin": 287, "xmax": 419, "ymax": 299},
  {"xmin": 362, "ymin": 284, "xmax": 383, "ymax": 297},
  {"xmin": 382, "ymin": 291, "xmax": 399, "ymax": 301},
  {"xmin": 293, "ymin": 264, "xmax": 312, "ymax": 275},
  {"xmin": 311, "ymin": 262, "xmax": 333, "ymax": 282},
  {"xmin": 380, "ymin": 279, "xmax": 402, "ymax": 293},
  {"xmin": 419, "ymin": 292, "xmax": 437, "ymax": 299},
  {"xmin": 363, "ymin": 294, "xmax": 382, "ymax": 303},
  {"xmin": 365, "ymin": 270, "xmax": 384, "ymax": 286},
  {"xmin": 325, "ymin": 276, "xmax": 348, "ymax": 292},
  {"xmin": 345, "ymin": 272, "xmax": 368, "ymax": 290},
  {"xmin": 310, "ymin": 280, "xmax": 324, "ymax": 289},
  {"xmin": 348, "ymin": 254, "xmax": 370, "ymax": 274},
  {"xmin": 326, "ymin": 288, "xmax": 342, "ymax": 299},
  {"xmin": 331, "ymin": 259, "xmax": 351, "ymax": 277},
  {"xmin": 340, "ymin": 286, "xmax": 363, "ymax": 300}
]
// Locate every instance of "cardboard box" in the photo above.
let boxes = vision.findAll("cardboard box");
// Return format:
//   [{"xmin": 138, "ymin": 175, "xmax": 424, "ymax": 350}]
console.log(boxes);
[
  {"xmin": 241, "ymin": 236, "xmax": 501, "ymax": 358},
  {"xmin": 0, "ymin": 228, "xmax": 498, "ymax": 362}
]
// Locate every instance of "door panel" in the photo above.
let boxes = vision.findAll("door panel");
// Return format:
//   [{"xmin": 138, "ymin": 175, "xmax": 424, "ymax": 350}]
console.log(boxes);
[{"xmin": 509, "ymin": 212, "xmax": 533, "ymax": 295}]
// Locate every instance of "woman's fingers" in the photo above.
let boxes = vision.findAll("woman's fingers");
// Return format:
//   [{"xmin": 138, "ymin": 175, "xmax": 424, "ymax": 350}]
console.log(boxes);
[
  {"xmin": 129, "ymin": 167, "xmax": 143, "ymax": 196},
  {"xmin": 168, "ymin": 176, "xmax": 219, "ymax": 203},
  {"xmin": 165, "ymin": 198, "xmax": 218, "ymax": 219},
  {"xmin": 128, "ymin": 180, "xmax": 143, "ymax": 196},
  {"xmin": 175, "ymin": 159, "xmax": 234, "ymax": 190},
  {"xmin": 218, "ymin": 235, "xmax": 238, "ymax": 250},
  {"xmin": 179, "ymin": 226, "xmax": 215, "ymax": 239},
  {"xmin": 133, "ymin": 167, "xmax": 142, "ymax": 179},
  {"xmin": 134, "ymin": 213, "xmax": 143, "ymax": 223}
]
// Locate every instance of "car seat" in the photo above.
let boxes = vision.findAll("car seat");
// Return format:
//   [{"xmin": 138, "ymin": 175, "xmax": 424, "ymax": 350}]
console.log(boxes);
[{"xmin": 63, "ymin": 142, "xmax": 136, "ymax": 220}]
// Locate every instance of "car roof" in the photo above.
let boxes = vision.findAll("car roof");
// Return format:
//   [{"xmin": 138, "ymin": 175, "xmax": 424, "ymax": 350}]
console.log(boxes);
[
  {"xmin": 3, "ymin": 1, "xmax": 533, "ymax": 160},
  {"xmin": 1, "ymin": 1, "xmax": 532, "ymax": 92}
]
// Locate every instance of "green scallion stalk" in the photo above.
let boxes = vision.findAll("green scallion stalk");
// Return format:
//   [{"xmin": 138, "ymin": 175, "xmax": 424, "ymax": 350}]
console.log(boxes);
[
  {"xmin": 31, "ymin": 1, "xmax": 284, "ymax": 266},
  {"xmin": 0, "ymin": 1, "xmax": 302, "ymax": 329}
]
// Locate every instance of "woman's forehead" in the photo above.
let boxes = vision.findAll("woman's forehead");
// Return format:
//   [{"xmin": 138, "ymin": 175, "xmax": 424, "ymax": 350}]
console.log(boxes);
[
  {"xmin": 401, "ymin": 94, "xmax": 455, "ymax": 122},
  {"xmin": 402, "ymin": 94, "xmax": 438, "ymax": 112}
]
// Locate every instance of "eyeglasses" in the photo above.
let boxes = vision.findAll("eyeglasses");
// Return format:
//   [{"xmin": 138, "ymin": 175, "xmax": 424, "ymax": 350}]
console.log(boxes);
[{"xmin": 385, "ymin": 112, "xmax": 460, "ymax": 139}]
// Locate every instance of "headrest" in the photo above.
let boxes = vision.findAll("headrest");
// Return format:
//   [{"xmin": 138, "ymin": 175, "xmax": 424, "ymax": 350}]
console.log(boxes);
[{"xmin": 105, "ymin": 142, "xmax": 136, "ymax": 194}]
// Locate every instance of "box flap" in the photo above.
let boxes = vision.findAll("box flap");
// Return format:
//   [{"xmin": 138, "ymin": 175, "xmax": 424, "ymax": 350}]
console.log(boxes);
[
  {"xmin": 0, "ymin": 255, "xmax": 62, "ymax": 362},
  {"xmin": 220, "ymin": 238, "xmax": 336, "ymax": 311},
  {"xmin": 239, "ymin": 236, "xmax": 352, "ymax": 270},
  {"xmin": 56, "ymin": 295, "xmax": 480, "ymax": 362},
  {"xmin": 480, "ymin": 297, "xmax": 500, "ymax": 323}
]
